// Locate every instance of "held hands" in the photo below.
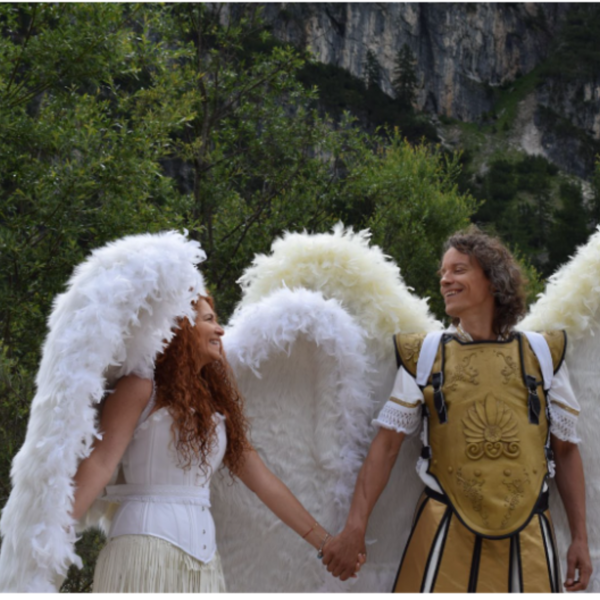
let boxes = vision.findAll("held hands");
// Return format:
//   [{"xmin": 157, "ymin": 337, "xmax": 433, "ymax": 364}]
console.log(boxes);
[
  {"xmin": 321, "ymin": 528, "xmax": 367, "ymax": 581},
  {"xmin": 564, "ymin": 538, "xmax": 592, "ymax": 592}
]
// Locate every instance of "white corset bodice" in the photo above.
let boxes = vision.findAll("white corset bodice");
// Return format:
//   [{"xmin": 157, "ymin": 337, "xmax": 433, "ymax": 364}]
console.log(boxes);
[{"xmin": 105, "ymin": 398, "xmax": 227, "ymax": 563}]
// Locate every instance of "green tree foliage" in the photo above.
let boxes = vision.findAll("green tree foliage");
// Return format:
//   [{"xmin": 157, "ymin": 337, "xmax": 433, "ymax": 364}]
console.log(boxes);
[
  {"xmin": 0, "ymin": 4, "xmax": 188, "ymax": 363},
  {"xmin": 364, "ymin": 49, "xmax": 381, "ymax": 90},
  {"xmin": 146, "ymin": 4, "xmax": 360, "ymax": 313},
  {"xmin": 392, "ymin": 43, "xmax": 418, "ymax": 110},
  {"xmin": 542, "ymin": 4, "xmax": 600, "ymax": 80},
  {"xmin": 547, "ymin": 181, "xmax": 590, "ymax": 271},
  {"xmin": 466, "ymin": 152, "xmax": 597, "ymax": 282},
  {"xmin": 469, "ymin": 155, "xmax": 568, "ymax": 274},
  {"xmin": 0, "ymin": 4, "xmax": 478, "ymax": 590},
  {"xmin": 337, "ymin": 132, "xmax": 479, "ymax": 318},
  {"xmin": 0, "ymin": 6, "xmax": 192, "ymax": 588},
  {"xmin": 298, "ymin": 60, "xmax": 438, "ymax": 142}
]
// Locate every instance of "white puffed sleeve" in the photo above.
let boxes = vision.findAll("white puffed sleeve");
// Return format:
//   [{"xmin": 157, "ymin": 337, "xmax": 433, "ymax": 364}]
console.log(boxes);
[
  {"xmin": 548, "ymin": 362, "xmax": 581, "ymax": 443},
  {"xmin": 372, "ymin": 366, "xmax": 423, "ymax": 436}
]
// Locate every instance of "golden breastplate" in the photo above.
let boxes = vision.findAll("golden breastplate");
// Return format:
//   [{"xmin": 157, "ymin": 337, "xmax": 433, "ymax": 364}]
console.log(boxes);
[{"xmin": 394, "ymin": 331, "xmax": 566, "ymax": 538}]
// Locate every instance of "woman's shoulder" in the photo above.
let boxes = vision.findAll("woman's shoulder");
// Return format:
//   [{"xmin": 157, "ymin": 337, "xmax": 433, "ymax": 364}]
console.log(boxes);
[
  {"xmin": 105, "ymin": 374, "xmax": 154, "ymax": 417},
  {"xmin": 115, "ymin": 373, "xmax": 153, "ymax": 396}
]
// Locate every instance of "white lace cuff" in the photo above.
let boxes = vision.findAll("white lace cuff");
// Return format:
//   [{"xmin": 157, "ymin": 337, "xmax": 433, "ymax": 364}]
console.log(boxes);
[
  {"xmin": 373, "ymin": 400, "xmax": 421, "ymax": 436},
  {"xmin": 549, "ymin": 402, "xmax": 580, "ymax": 444}
]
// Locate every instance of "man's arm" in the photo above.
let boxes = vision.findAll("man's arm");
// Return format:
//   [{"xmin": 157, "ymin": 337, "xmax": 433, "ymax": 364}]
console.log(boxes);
[
  {"xmin": 321, "ymin": 427, "xmax": 405, "ymax": 581},
  {"xmin": 551, "ymin": 435, "xmax": 592, "ymax": 591}
]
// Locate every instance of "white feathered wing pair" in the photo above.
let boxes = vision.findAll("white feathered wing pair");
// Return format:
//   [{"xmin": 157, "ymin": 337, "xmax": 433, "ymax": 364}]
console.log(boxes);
[{"xmin": 0, "ymin": 225, "xmax": 598, "ymax": 592}]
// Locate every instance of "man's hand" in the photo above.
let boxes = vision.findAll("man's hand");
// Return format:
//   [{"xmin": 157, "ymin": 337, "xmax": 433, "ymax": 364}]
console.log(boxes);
[
  {"xmin": 564, "ymin": 538, "xmax": 592, "ymax": 591},
  {"xmin": 320, "ymin": 428, "xmax": 404, "ymax": 582},
  {"xmin": 321, "ymin": 528, "xmax": 367, "ymax": 581},
  {"xmin": 552, "ymin": 437, "xmax": 592, "ymax": 592}
]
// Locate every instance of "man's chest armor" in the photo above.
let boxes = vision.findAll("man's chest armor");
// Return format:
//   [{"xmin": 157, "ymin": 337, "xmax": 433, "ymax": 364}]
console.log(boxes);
[{"xmin": 395, "ymin": 331, "xmax": 566, "ymax": 538}]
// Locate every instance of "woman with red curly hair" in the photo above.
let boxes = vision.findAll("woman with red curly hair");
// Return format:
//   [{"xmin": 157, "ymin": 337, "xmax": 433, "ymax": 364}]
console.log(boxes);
[{"xmin": 70, "ymin": 296, "xmax": 349, "ymax": 592}]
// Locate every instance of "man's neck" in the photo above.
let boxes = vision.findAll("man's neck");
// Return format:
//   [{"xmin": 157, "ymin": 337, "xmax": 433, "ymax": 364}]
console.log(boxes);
[{"xmin": 458, "ymin": 319, "xmax": 495, "ymax": 341}]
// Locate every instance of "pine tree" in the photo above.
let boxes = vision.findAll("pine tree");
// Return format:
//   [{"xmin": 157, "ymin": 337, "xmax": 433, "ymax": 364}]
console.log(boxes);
[
  {"xmin": 392, "ymin": 43, "xmax": 418, "ymax": 110},
  {"xmin": 364, "ymin": 49, "xmax": 381, "ymax": 90}
]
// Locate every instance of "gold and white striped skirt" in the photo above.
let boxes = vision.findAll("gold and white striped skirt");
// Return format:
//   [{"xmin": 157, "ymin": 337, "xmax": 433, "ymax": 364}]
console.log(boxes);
[
  {"xmin": 92, "ymin": 534, "xmax": 227, "ymax": 593},
  {"xmin": 393, "ymin": 488, "xmax": 561, "ymax": 593}
]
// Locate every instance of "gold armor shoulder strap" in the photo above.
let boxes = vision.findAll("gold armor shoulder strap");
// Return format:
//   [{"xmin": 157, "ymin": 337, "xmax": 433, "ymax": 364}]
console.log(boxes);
[
  {"xmin": 541, "ymin": 330, "xmax": 567, "ymax": 373},
  {"xmin": 393, "ymin": 333, "xmax": 428, "ymax": 377}
]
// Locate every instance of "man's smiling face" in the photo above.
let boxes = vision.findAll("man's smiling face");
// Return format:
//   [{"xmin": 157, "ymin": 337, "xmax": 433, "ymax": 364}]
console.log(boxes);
[{"xmin": 440, "ymin": 247, "xmax": 494, "ymax": 320}]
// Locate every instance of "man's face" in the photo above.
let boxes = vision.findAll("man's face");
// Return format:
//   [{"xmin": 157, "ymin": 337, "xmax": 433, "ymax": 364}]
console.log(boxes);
[{"xmin": 440, "ymin": 247, "xmax": 494, "ymax": 320}]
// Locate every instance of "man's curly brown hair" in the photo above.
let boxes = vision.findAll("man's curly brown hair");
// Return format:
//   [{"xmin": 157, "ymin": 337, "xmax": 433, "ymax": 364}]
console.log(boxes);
[
  {"xmin": 153, "ymin": 296, "xmax": 250, "ymax": 475},
  {"xmin": 443, "ymin": 226, "xmax": 527, "ymax": 337}
]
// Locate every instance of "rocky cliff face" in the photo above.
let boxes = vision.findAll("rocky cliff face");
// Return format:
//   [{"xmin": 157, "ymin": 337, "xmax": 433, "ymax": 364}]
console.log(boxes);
[
  {"xmin": 255, "ymin": 3, "xmax": 600, "ymax": 178},
  {"xmin": 504, "ymin": 77, "xmax": 600, "ymax": 179},
  {"xmin": 262, "ymin": 3, "xmax": 570, "ymax": 121},
  {"xmin": 533, "ymin": 79, "xmax": 600, "ymax": 177}
]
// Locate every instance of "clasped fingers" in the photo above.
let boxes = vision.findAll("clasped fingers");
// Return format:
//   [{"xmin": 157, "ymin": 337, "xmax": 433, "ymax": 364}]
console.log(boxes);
[{"xmin": 322, "ymin": 538, "xmax": 367, "ymax": 581}]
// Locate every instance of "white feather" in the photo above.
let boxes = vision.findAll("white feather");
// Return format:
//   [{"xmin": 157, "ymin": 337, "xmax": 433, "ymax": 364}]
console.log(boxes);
[
  {"xmin": 520, "ymin": 225, "xmax": 600, "ymax": 339},
  {"xmin": 0, "ymin": 231, "xmax": 205, "ymax": 592},
  {"xmin": 215, "ymin": 288, "xmax": 374, "ymax": 592},
  {"xmin": 237, "ymin": 223, "xmax": 442, "ymax": 359},
  {"xmin": 521, "ymin": 225, "xmax": 600, "ymax": 591},
  {"xmin": 218, "ymin": 226, "xmax": 441, "ymax": 591}
]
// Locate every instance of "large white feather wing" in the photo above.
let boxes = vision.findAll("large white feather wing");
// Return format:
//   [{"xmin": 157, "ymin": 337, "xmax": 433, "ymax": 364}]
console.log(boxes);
[
  {"xmin": 214, "ymin": 225, "xmax": 441, "ymax": 592},
  {"xmin": 0, "ymin": 231, "xmax": 205, "ymax": 592},
  {"xmin": 520, "ymin": 226, "xmax": 600, "ymax": 592},
  {"xmin": 214, "ymin": 287, "xmax": 374, "ymax": 592},
  {"xmin": 237, "ymin": 224, "xmax": 438, "ymax": 350}
]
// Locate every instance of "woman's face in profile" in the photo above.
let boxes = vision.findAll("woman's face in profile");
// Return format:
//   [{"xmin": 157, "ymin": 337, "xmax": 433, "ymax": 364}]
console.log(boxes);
[{"xmin": 194, "ymin": 299, "xmax": 225, "ymax": 365}]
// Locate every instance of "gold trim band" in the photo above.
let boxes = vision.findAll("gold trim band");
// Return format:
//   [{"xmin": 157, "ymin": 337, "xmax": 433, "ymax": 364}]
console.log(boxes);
[
  {"xmin": 551, "ymin": 400, "xmax": 580, "ymax": 416},
  {"xmin": 390, "ymin": 396, "xmax": 421, "ymax": 409}
]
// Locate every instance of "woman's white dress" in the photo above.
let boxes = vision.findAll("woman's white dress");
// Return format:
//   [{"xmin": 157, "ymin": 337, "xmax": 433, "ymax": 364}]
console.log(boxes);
[{"xmin": 92, "ymin": 394, "xmax": 228, "ymax": 593}]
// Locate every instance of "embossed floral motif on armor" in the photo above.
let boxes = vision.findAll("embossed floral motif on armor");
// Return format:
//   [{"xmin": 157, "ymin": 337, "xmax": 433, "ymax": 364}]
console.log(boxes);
[
  {"xmin": 444, "ymin": 351, "xmax": 480, "ymax": 392},
  {"xmin": 494, "ymin": 351, "xmax": 519, "ymax": 384},
  {"xmin": 456, "ymin": 467, "xmax": 489, "ymax": 527},
  {"xmin": 500, "ymin": 469, "xmax": 531, "ymax": 530},
  {"xmin": 400, "ymin": 334, "xmax": 426, "ymax": 366},
  {"xmin": 462, "ymin": 394, "xmax": 520, "ymax": 460}
]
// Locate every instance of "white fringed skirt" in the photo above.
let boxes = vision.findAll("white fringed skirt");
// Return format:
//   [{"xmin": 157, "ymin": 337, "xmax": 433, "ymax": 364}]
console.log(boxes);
[{"xmin": 92, "ymin": 534, "xmax": 227, "ymax": 593}]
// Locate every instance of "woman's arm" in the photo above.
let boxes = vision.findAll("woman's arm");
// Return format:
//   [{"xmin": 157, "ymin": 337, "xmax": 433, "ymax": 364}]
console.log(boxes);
[
  {"xmin": 71, "ymin": 375, "xmax": 153, "ymax": 521},
  {"xmin": 552, "ymin": 435, "xmax": 592, "ymax": 592},
  {"xmin": 236, "ymin": 448, "xmax": 337, "ymax": 556},
  {"xmin": 321, "ymin": 427, "xmax": 405, "ymax": 581}
]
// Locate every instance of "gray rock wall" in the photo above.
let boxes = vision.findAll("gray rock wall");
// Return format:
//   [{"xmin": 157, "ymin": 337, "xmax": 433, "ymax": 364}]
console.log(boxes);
[
  {"xmin": 261, "ymin": 3, "xmax": 570, "ymax": 121},
  {"xmin": 535, "ymin": 80, "xmax": 600, "ymax": 177}
]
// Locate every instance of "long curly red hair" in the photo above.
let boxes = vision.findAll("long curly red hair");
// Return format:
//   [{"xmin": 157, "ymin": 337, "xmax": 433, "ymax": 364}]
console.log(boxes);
[{"xmin": 153, "ymin": 296, "xmax": 250, "ymax": 475}]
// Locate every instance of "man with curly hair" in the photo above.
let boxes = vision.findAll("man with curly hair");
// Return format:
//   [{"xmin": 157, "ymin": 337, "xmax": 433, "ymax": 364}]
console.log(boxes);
[{"xmin": 322, "ymin": 226, "xmax": 591, "ymax": 593}]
